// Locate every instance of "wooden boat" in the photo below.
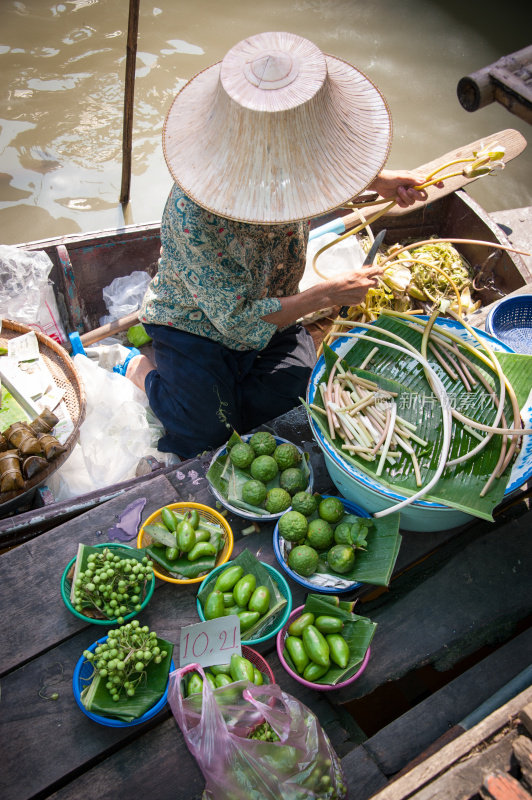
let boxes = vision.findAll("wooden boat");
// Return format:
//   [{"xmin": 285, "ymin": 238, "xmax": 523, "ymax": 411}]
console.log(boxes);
[
  {"xmin": 15, "ymin": 188, "xmax": 531, "ymax": 346},
  {"xmin": 1, "ymin": 182, "xmax": 530, "ymax": 548}
]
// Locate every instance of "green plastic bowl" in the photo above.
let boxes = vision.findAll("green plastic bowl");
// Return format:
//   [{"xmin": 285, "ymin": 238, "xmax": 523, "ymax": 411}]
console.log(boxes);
[
  {"xmin": 61, "ymin": 542, "xmax": 155, "ymax": 625},
  {"xmin": 196, "ymin": 560, "xmax": 292, "ymax": 645}
]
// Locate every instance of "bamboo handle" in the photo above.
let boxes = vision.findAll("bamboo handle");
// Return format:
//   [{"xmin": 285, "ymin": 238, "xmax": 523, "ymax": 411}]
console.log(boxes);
[{"xmin": 79, "ymin": 311, "xmax": 140, "ymax": 347}]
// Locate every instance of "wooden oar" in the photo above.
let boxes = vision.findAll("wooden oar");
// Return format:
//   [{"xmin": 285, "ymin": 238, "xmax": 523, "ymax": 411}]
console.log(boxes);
[
  {"xmin": 75, "ymin": 129, "xmax": 527, "ymax": 350},
  {"xmin": 309, "ymin": 128, "xmax": 527, "ymax": 240}
]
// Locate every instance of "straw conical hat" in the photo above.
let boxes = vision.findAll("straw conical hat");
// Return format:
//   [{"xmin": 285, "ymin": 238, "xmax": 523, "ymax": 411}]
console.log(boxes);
[{"xmin": 163, "ymin": 31, "xmax": 392, "ymax": 224}]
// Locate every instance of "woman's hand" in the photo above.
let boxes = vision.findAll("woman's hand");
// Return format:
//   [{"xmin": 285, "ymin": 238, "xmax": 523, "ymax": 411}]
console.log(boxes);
[
  {"xmin": 369, "ymin": 169, "xmax": 442, "ymax": 208},
  {"xmin": 262, "ymin": 264, "xmax": 384, "ymax": 329},
  {"xmin": 318, "ymin": 264, "xmax": 384, "ymax": 308}
]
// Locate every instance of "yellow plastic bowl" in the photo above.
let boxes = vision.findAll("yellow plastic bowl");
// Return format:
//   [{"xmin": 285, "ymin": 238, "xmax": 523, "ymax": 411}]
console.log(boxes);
[{"xmin": 137, "ymin": 501, "xmax": 234, "ymax": 585}]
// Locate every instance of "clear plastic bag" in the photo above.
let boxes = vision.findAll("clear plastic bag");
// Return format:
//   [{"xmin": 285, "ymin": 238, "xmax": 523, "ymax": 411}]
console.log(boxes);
[
  {"xmin": 168, "ymin": 664, "xmax": 347, "ymax": 800},
  {"xmin": 298, "ymin": 232, "xmax": 366, "ymax": 323},
  {"xmin": 99, "ymin": 270, "xmax": 151, "ymax": 326},
  {"xmin": 0, "ymin": 245, "xmax": 66, "ymax": 344}
]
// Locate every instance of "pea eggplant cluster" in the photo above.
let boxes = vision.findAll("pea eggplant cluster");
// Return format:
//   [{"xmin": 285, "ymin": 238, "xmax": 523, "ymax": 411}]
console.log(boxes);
[
  {"xmin": 202, "ymin": 564, "xmax": 271, "ymax": 632},
  {"xmin": 181, "ymin": 653, "xmax": 265, "ymax": 697},
  {"xmin": 283, "ymin": 611, "xmax": 350, "ymax": 683}
]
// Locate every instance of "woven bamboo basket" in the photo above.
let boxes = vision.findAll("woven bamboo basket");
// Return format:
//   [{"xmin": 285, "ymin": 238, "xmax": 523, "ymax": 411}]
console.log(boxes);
[{"xmin": 0, "ymin": 319, "xmax": 86, "ymax": 511}]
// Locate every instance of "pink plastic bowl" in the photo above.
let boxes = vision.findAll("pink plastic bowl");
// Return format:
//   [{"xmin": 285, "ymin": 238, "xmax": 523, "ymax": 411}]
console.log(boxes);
[{"xmin": 276, "ymin": 605, "xmax": 371, "ymax": 692}]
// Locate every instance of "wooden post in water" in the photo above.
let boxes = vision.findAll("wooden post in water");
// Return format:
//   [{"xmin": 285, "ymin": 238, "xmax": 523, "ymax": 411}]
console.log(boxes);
[
  {"xmin": 120, "ymin": 0, "xmax": 140, "ymax": 204},
  {"xmin": 457, "ymin": 45, "xmax": 532, "ymax": 125}
]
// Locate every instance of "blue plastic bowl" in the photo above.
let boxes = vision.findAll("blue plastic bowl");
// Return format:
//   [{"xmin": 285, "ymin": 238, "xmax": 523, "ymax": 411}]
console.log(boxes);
[
  {"xmin": 196, "ymin": 560, "xmax": 292, "ymax": 645},
  {"xmin": 73, "ymin": 636, "xmax": 174, "ymax": 727},
  {"xmin": 485, "ymin": 295, "xmax": 532, "ymax": 355},
  {"xmin": 273, "ymin": 495, "xmax": 371, "ymax": 594}
]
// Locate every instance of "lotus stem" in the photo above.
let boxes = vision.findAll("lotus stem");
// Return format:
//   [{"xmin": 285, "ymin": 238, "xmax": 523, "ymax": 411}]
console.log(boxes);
[{"xmin": 376, "ymin": 404, "xmax": 397, "ymax": 476}]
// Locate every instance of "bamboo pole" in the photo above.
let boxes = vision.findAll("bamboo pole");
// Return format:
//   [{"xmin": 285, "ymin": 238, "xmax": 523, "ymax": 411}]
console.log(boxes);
[{"xmin": 119, "ymin": 0, "xmax": 140, "ymax": 204}]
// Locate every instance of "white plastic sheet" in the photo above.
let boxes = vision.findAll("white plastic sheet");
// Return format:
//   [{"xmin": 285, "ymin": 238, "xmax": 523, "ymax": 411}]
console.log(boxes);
[{"xmin": 46, "ymin": 355, "xmax": 178, "ymax": 501}]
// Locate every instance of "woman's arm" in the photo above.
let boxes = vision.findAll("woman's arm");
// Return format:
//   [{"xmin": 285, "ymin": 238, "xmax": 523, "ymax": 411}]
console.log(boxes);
[{"xmin": 263, "ymin": 168, "xmax": 445, "ymax": 329}]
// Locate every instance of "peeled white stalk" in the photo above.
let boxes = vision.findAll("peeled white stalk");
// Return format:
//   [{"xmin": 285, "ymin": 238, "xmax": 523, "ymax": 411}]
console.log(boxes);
[{"xmin": 335, "ymin": 332, "xmax": 453, "ymax": 517}]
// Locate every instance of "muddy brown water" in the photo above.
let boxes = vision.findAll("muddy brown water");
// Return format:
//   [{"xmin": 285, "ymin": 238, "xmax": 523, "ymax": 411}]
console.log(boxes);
[{"xmin": 0, "ymin": 0, "xmax": 531, "ymax": 246}]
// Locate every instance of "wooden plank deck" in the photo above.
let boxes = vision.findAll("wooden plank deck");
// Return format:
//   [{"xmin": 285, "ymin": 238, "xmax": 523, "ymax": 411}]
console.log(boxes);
[{"xmin": 0, "ymin": 402, "xmax": 530, "ymax": 800}]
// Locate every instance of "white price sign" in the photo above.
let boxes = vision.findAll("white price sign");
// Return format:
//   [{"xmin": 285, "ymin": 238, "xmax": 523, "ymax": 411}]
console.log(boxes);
[
  {"xmin": 8, "ymin": 331, "xmax": 40, "ymax": 362},
  {"xmin": 179, "ymin": 615, "xmax": 241, "ymax": 668}
]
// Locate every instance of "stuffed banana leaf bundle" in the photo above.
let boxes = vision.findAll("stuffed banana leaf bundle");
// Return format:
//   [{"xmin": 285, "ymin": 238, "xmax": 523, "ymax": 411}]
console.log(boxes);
[
  {"xmin": 4, "ymin": 422, "xmax": 42, "ymax": 455},
  {"xmin": 0, "ymin": 449, "xmax": 24, "ymax": 492}
]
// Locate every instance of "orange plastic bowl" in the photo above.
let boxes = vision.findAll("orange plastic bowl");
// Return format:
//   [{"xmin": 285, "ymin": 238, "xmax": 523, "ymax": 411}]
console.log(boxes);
[{"xmin": 137, "ymin": 502, "xmax": 234, "ymax": 585}]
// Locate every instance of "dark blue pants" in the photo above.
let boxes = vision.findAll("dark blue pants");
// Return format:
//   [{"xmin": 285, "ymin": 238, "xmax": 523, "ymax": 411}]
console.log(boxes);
[{"xmin": 143, "ymin": 323, "xmax": 316, "ymax": 459}]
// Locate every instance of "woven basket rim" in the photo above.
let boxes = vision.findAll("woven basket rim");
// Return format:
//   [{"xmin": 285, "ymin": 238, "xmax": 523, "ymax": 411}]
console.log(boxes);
[{"xmin": 0, "ymin": 318, "xmax": 86, "ymax": 508}]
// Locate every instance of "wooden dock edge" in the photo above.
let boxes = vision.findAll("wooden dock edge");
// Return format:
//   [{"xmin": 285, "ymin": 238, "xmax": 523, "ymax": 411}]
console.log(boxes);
[{"xmin": 364, "ymin": 685, "xmax": 532, "ymax": 800}]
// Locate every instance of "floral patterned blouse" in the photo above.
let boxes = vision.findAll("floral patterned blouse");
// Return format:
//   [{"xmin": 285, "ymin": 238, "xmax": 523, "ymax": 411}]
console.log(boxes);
[{"xmin": 140, "ymin": 184, "xmax": 310, "ymax": 351}]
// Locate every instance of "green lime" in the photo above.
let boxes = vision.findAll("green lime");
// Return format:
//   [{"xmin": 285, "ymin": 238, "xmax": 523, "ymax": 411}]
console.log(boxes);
[
  {"xmin": 241, "ymin": 479, "xmax": 268, "ymax": 507},
  {"xmin": 265, "ymin": 487, "xmax": 292, "ymax": 514},
  {"xmin": 250, "ymin": 455, "xmax": 279, "ymax": 483},
  {"xmin": 279, "ymin": 467, "xmax": 307, "ymax": 496},
  {"xmin": 273, "ymin": 442, "xmax": 302, "ymax": 470},
  {"xmin": 287, "ymin": 544, "xmax": 319, "ymax": 577},
  {"xmin": 327, "ymin": 544, "xmax": 355, "ymax": 574},
  {"xmin": 333, "ymin": 522, "xmax": 353, "ymax": 545},
  {"xmin": 318, "ymin": 496, "xmax": 345, "ymax": 524},
  {"xmin": 278, "ymin": 510, "xmax": 308, "ymax": 542},
  {"xmin": 249, "ymin": 431, "xmax": 277, "ymax": 456},
  {"xmin": 290, "ymin": 491, "xmax": 319, "ymax": 517},
  {"xmin": 306, "ymin": 518, "xmax": 334, "ymax": 550},
  {"xmin": 229, "ymin": 442, "xmax": 255, "ymax": 469}
]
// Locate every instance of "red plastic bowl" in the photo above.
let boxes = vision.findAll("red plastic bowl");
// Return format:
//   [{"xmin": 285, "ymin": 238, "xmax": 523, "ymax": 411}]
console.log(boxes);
[
  {"xmin": 242, "ymin": 645, "xmax": 275, "ymax": 684},
  {"xmin": 276, "ymin": 605, "xmax": 370, "ymax": 691}
]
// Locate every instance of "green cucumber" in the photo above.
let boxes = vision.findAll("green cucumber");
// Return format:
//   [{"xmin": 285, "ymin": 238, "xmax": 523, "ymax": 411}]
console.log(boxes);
[
  {"xmin": 213, "ymin": 564, "xmax": 244, "ymax": 592},
  {"xmin": 302, "ymin": 624, "xmax": 330, "ymax": 667}
]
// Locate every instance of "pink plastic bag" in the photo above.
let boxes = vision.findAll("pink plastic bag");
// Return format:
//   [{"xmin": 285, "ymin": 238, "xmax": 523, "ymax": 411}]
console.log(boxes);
[{"xmin": 168, "ymin": 664, "xmax": 347, "ymax": 800}]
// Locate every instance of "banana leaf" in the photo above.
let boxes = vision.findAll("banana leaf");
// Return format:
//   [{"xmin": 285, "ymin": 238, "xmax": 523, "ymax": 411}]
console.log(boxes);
[
  {"xmin": 308, "ymin": 316, "xmax": 532, "ymax": 521},
  {"xmin": 81, "ymin": 638, "xmax": 174, "ymax": 722},
  {"xmin": 197, "ymin": 549, "xmax": 288, "ymax": 641},
  {"xmin": 206, "ymin": 431, "xmax": 310, "ymax": 515},
  {"xmin": 147, "ymin": 549, "xmax": 217, "ymax": 579},
  {"xmin": 304, "ymin": 593, "xmax": 359, "ymax": 621},
  {"xmin": 142, "ymin": 515, "xmax": 226, "ymax": 579},
  {"xmin": 0, "ymin": 385, "xmax": 32, "ymax": 430},
  {"xmin": 141, "ymin": 523, "xmax": 177, "ymax": 549},
  {"xmin": 315, "ymin": 513, "xmax": 401, "ymax": 586},
  {"xmin": 282, "ymin": 595, "xmax": 377, "ymax": 686}
]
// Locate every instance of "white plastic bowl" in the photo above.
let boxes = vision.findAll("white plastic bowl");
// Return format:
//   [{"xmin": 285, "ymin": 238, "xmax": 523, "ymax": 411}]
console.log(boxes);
[{"xmin": 207, "ymin": 434, "xmax": 313, "ymax": 522}]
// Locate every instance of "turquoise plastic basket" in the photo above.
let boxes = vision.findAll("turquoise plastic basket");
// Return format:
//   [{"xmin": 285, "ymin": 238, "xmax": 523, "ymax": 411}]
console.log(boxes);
[{"xmin": 196, "ymin": 561, "xmax": 292, "ymax": 645}]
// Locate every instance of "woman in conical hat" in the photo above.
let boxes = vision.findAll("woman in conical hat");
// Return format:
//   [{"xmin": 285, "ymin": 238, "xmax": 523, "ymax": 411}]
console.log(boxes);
[{"xmin": 120, "ymin": 32, "xmax": 434, "ymax": 459}]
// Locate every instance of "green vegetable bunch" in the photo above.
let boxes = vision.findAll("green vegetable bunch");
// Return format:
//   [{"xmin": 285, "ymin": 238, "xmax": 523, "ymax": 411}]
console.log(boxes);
[
  {"xmin": 182, "ymin": 653, "xmax": 265, "ymax": 697},
  {"xmin": 203, "ymin": 564, "xmax": 271, "ymax": 632},
  {"xmin": 284, "ymin": 611, "xmax": 351, "ymax": 683},
  {"xmin": 279, "ymin": 493, "xmax": 372, "ymax": 579},
  {"xmin": 143, "ymin": 506, "xmax": 226, "ymax": 579},
  {"xmin": 247, "ymin": 721, "xmax": 279, "ymax": 741},
  {"xmin": 83, "ymin": 621, "xmax": 168, "ymax": 701},
  {"xmin": 72, "ymin": 548, "xmax": 153, "ymax": 622}
]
